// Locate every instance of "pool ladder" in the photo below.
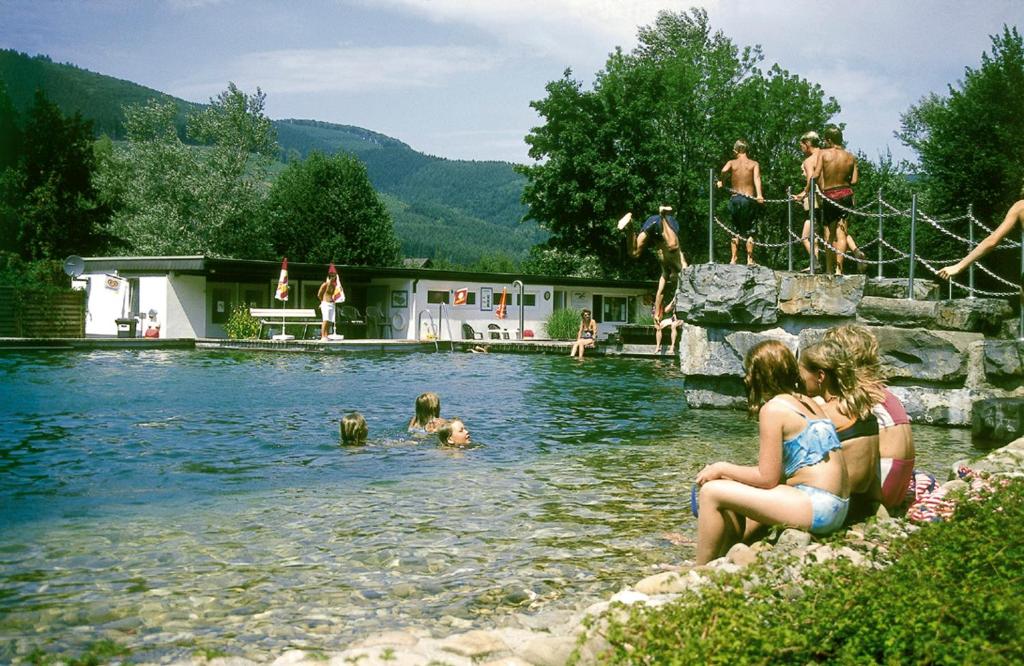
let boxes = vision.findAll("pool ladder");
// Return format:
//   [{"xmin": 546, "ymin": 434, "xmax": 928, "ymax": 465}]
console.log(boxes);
[{"xmin": 416, "ymin": 305, "xmax": 455, "ymax": 352}]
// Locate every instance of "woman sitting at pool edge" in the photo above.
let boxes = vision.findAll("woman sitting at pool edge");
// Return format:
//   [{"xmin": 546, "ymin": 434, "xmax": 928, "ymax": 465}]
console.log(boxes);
[
  {"xmin": 695, "ymin": 340, "xmax": 850, "ymax": 565},
  {"xmin": 570, "ymin": 309, "xmax": 598, "ymax": 360}
]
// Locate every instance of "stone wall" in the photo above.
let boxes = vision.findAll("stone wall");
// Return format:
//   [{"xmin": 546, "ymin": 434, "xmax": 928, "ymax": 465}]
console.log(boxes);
[{"xmin": 670, "ymin": 265, "xmax": 1023, "ymax": 426}]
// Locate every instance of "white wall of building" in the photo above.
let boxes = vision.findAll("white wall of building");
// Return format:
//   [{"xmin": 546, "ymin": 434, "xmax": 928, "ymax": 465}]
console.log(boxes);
[
  {"xmin": 76, "ymin": 273, "xmax": 131, "ymax": 336},
  {"xmin": 167, "ymin": 274, "xmax": 207, "ymax": 338}
]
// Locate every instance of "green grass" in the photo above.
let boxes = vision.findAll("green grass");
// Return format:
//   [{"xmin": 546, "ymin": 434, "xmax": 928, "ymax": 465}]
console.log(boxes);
[{"xmin": 592, "ymin": 478, "xmax": 1024, "ymax": 664}]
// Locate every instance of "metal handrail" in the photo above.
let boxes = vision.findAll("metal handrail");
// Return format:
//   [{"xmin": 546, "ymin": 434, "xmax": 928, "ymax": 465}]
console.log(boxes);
[{"xmin": 416, "ymin": 308, "xmax": 439, "ymax": 352}]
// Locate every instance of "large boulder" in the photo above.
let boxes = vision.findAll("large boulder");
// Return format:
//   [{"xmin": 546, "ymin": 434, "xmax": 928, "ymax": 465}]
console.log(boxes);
[
  {"xmin": 890, "ymin": 386, "xmax": 982, "ymax": 426},
  {"xmin": 935, "ymin": 298, "xmax": 1014, "ymax": 335},
  {"xmin": 982, "ymin": 339, "xmax": 1024, "ymax": 389},
  {"xmin": 678, "ymin": 324, "xmax": 798, "ymax": 377},
  {"xmin": 864, "ymin": 277, "xmax": 940, "ymax": 300},
  {"xmin": 676, "ymin": 264, "xmax": 778, "ymax": 325},
  {"xmin": 870, "ymin": 327, "xmax": 981, "ymax": 384},
  {"xmin": 972, "ymin": 397, "xmax": 1024, "ymax": 448},
  {"xmin": 856, "ymin": 296, "xmax": 938, "ymax": 328},
  {"xmin": 678, "ymin": 324, "xmax": 743, "ymax": 377},
  {"xmin": 777, "ymin": 273, "xmax": 865, "ymax": 317}
]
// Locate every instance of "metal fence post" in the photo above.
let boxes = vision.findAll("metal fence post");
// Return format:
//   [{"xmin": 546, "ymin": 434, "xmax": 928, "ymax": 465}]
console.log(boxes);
[
  {"xmin": 877, "ymin": 188, "xmax": 884, "ymax": 279},
  {"xmin": 908, "ymin": 193, "xmax": 917, "ymax": 300},
  {"xmin": 787, "ymin": 187, "xmax": 793, "ymax": 272},
  {"xmin": 967, "ymin": 203, "xmax": 976, "ymax": 299},
  {"xmin": 809, "ymin": 178, "xmax": 817, "ymax": 275},
  {"xmin": 708, "ymin": 168, "xmax": 715, "ymax": 264}
]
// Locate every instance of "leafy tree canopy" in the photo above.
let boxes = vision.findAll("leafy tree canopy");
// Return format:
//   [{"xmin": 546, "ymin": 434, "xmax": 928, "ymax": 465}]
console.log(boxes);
[
  {"xmin": 518, "ymin": 8, "xmax": 838, "ymax": 278},
  {"xmin": 265, "ymin": 151, "xmax": 401, "ymax": 266},
  {"xmin": 96, "ymin": 84, "xmax": 277, "ymax": 257},
  {"xmin": 898, "ymin": 25, "xmax": 1024, "ymax": 222}
]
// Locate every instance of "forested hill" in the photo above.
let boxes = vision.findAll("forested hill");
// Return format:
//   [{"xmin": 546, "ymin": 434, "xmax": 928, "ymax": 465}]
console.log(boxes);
[
  {"xmin": 0, "ymin": 50, "xmax": 193, "ymax": 138},
  {"xmin": 0, "ymin": 49, "xmax": 544, "ymax": 264}
]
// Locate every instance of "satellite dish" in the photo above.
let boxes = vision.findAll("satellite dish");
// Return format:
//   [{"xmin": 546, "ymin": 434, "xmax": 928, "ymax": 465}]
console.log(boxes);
[{"xmin": 63, "ymin": 255, "xmax": 85, "ymax": 278}]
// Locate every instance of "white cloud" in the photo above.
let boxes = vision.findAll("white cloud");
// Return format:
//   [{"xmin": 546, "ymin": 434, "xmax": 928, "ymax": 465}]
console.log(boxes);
[
  {"xmin": 169, "ymin": 45, "xmax": 502, "ymax": 99},
  {"xmin": 364, "ymin": 0, "xmax": 712, "ymax": 65}
]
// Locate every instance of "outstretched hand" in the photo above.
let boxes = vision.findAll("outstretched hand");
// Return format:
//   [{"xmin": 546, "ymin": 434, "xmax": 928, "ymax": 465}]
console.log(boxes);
[{"xmin": 937, "ymin": 264, "xmax": 962, "ymax": 280}]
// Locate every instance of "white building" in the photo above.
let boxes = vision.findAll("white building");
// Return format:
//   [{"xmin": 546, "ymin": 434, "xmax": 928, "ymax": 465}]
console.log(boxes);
[{"xmin": 74, "ymin": 256, "xmax": 657, "ymax": 340}]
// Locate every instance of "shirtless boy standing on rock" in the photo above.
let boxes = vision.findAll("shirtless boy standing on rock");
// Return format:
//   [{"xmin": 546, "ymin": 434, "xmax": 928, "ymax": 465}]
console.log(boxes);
[
  {"xmin": 717, "ymin": 139, "xmax": 764, "ymax": 266},
  {"xmin": 618, "ymin": 205, "xmax": 688, "ymax": 321},
  {"xmin": 814, "ymin": 125, "xmax": 858, "ymax": 275}
]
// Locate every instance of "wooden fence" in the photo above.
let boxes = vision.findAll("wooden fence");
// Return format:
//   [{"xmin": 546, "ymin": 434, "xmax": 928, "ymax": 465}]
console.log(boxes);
[{"xmin": 0, "ymin": 286, "xmax": 86, "ymax": 338}]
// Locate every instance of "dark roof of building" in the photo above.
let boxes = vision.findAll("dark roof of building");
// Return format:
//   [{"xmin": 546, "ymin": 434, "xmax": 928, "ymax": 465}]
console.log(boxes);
[{"xmin": 81, "ymin": 256, "xmax": 658, "ymax": 290}]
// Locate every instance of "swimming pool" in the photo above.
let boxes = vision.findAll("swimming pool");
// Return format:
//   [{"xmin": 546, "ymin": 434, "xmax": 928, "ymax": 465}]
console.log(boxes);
[{"xmin": 0, "ymin": 350, "xmax": 977, "ymax": 661}]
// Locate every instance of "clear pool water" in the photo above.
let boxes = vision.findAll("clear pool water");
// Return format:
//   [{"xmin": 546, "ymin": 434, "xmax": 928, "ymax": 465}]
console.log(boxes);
[{"xmin": 0, "ymin": 349, "xmax": 977, "ymax": 661}]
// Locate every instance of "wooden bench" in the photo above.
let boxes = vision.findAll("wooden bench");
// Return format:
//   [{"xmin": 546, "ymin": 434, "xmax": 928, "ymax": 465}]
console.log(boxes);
[{"xmin": 250, "ymin": 308, "xmax": 320, "ymax": 340}]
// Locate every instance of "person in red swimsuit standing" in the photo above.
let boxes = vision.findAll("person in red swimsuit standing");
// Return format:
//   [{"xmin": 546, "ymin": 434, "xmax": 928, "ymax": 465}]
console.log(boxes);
[{"xmin": 813, "ymin": 125, "xmax": 859, "ymax": 275}]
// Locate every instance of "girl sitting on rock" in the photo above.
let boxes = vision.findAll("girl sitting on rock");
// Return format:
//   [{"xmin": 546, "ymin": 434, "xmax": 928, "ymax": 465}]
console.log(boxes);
[
  {"xmin": 695, "ymin": 340, "xmax": 850, "ymax": 565},
  {"xmin": 798, "ymin": 339, "xmax": 885, "ymax": 522},
  {"xmin": 823, "ymin": 325, "xmax": 915, "ymax": 511}
]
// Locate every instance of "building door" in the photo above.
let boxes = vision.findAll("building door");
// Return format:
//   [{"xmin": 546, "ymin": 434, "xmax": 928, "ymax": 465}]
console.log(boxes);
[{"xmin": 365, "ymin": 285, "xmax": 389, "ymax": 337}]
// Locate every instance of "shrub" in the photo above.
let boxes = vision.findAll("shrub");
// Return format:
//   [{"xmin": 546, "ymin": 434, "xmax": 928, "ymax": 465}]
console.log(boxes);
[
  {"xmin": 595, "ymin": 478, "xmax": 1024, "ymax": 664},
  {"xmin": 635, "ymin": 310, "xmax": 654, "ymax": 326},
  {"xmin": 224, "ymin": 304, "xmax": 261, "ymax": 339},
  {"xmin": 544, "ymin": 307, "xmax": 581, "ymax": 339}
]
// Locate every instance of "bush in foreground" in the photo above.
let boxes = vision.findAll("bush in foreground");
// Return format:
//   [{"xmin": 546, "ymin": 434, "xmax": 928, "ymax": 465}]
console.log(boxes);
[{"xmin": 596, "ymin": 479, "xmax": 1024, "ymax": 664}]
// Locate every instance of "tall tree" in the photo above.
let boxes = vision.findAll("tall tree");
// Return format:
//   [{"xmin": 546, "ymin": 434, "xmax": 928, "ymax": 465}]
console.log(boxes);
[
  {"xmin": 899, "ymin": 26, "xmax": 1024, "ymax": 221},
  {"xmin": 1, "ymin": 90, "xmax": 107, "ymax": 259},
  {"xmin": 518, "ymin": 8, "xmax": 837, "ymax": 277},
  {"xmin": 96, "ymin": 83, "xmax": 277, "ymax": 257},
  {"xmin": 265, "ymin": 151, "xmax": 401, "ymax": 266}
]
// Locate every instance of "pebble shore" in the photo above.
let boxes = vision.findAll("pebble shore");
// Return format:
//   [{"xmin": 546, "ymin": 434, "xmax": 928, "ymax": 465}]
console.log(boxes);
[{"xmin": 120, "ymin": 436, "xmax": 1024, "ymax": 666}]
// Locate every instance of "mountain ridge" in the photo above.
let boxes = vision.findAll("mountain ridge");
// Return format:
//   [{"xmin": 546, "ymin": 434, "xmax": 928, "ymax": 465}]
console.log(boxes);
[{"xmin": 0, "ymin": 49, "xmax": 544, "ymax": 264}]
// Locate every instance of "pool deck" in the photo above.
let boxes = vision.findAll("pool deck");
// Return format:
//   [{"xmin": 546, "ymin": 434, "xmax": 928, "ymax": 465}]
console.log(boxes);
[{"xmin": 0, "ymin": 336, "xmax": 678, "ymax": 359}]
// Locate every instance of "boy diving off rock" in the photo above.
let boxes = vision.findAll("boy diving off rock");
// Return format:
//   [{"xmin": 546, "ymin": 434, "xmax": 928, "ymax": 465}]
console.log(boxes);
[{"xmin": 619, "ymin": 205, "xmax": 688, "ymax": 321}]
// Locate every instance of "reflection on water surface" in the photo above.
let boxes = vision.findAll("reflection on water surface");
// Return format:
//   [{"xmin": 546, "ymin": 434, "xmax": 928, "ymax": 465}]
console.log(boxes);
[{"xmin": 0, "ymin": 350, "xmax": 976, "ymax": 660}]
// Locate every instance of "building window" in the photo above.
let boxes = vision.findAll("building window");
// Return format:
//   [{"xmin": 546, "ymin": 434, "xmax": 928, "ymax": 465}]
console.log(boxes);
[
  {"xmin": 427, "ymin": 290, "xmax": 450, "ymax": 304},
  {"xmin": 601, "ymin": 296, "xmax": 630, "ymax": 323},
  {"xmin": 465, "ymin": 291, "xmax": 477, "ymax": 305},
  {"xmin": 516, "ymin": 293, "xmax": 536, "ymax": 307}
]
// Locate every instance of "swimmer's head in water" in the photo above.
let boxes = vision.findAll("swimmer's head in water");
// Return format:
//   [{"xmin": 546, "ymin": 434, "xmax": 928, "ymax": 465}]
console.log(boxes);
[
  {"xmin": 340, "ymin": 412, "xmax": 368, "ymax": 446},
  {"xmin": 414, "ymin": 392, "xmax": 441, "ymax": 427},
  {"xmin": 437, "ymin": 418, "xmax": 471, "ymax": 447}
]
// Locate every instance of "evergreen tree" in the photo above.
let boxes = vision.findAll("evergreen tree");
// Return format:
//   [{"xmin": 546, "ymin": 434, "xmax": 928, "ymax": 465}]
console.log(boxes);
[
  {"xmin": 265, "ymin": 151, "xmax": 401, "ymax": 266},
  {"xmin": 1, "ymin": 90, "xmax": 107, "ymax": 259}
]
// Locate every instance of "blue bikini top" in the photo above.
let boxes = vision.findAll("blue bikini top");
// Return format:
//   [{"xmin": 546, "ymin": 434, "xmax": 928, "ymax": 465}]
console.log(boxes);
[{"xmin": 774, "ymin": 398, "xmax": 843, "ymax": 477}]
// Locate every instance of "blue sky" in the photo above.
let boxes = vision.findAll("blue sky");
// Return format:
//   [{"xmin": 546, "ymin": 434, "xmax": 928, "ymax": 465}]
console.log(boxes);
[{"xmin": 1, "ymin": 0, "xmax": 1019, "ymax": 164}]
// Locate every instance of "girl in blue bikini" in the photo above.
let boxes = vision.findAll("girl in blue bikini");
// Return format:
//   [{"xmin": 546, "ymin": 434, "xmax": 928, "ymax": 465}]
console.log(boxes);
[{"xmin": 695, "ymin": 340, "xmax": 850, "ymax": 565}]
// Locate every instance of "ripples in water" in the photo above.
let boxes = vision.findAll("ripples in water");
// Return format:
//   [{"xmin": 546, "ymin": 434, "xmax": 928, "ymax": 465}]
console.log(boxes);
[{"xmin": 0, "ymin": 349, "xmax": 977, "ymax": 660}]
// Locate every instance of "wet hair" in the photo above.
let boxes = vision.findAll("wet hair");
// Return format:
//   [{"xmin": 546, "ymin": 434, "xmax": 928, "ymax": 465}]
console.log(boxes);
[
  {"xmin": 436, "ymin": 418, "xmax": 462, "ymax": 446},
  {"xmin": 744, "ymin": 340, "xmax": 800, "ymax": 417},
  {"xmin": 733, "ymin": 139, "xmax": 749, "ymax": 154},
  {"xmin": 340, "ymin": 412, "xmax": 368, "ymax": 446},
  {"xmin": 799, "ymin": 340, "xmax": 884, "ymax": 420},
  {"xmin": 800, "ymin": 131, "xmax": 820, "ymax": 148},
  {"xmin": 412, "ymin": 392, "xmax": 441, "ymax": 428},
  {"xmin": 823, "ymin": 125, "xmax": 844, "ymax": 147}
]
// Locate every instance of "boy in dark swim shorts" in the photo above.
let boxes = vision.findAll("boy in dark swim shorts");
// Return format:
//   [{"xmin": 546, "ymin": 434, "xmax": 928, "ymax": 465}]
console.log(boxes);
[
  {"xmin": 717, "ymin": 139, "xmax": 764, "ymax": 265},
  {"xmin": 618, "ymin": 206, "xmax": 688, "ymax": 321}
]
